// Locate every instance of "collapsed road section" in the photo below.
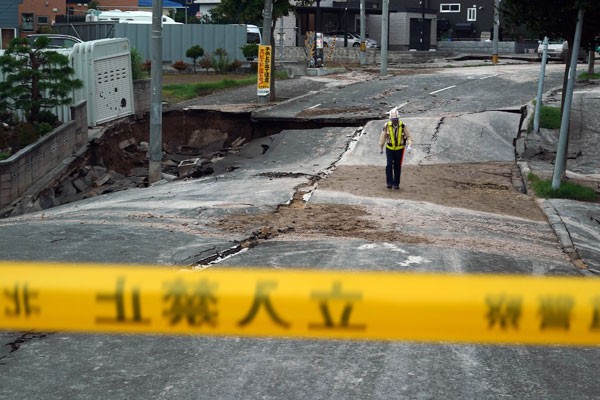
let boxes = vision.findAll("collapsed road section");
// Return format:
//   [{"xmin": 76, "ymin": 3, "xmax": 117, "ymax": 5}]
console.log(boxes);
[{"xmin": 2, "ymin": 107, "xmax": 369, "ymax": 218}]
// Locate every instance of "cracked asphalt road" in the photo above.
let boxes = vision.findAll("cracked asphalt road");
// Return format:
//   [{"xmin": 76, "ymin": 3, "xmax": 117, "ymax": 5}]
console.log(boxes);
[{"xmin": 2, "ymin": 63, "xmax": 599, "ymax": 399}]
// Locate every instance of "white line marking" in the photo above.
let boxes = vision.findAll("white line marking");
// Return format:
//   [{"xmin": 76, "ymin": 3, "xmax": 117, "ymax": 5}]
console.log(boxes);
[
  {"xmin": 307, "ymin": 103, "xmax": 321, "ymax": 109},
  {"xmin": 429, "ymin": 85, "xmax": 456, "ymax": 95},
  {"xmin": 479, "ymin": 74, "xmax": 500, "ymax": 80},
  {"xmin": 396, "ymin": 101, "xmax": 409, "ymax": 109}
]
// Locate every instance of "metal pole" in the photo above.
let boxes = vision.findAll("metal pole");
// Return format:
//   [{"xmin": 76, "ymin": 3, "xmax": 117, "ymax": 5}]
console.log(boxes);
[
  {"xmin": 359, "ymin": 0, "xmax": 366, "ymax": 66},
  {"xmin": 149, "ymin": 0, "xmax": 163, "ymax": 184},
  {"xmin": 492, "ymin": 0, "xmax": 499, "ymax": 64},
  {"xmin": 421, "ymin": 0, "xmax": 425, "ymax": 51},
  {"xmin": 279, "ymin": 18, "xmax": 284, "ymax": 61},
  {"xmin": 533, "ymin": 37, "xmax": 548, "ymax": 133},
  {"xmin": 552, "ymin": 7, "xmax": 584, "ymax": 190},
  {"xmin": 380, "ymin": 0, "xmax": 388, "ymax": 76}
]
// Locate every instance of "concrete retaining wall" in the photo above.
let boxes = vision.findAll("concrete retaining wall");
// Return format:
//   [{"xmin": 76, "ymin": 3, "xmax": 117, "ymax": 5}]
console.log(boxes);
[
  {"xmin": 277, "ymin": 46, "xmax": 454, "ymax": 67},
  {"xmin": 133, "ymin": 79, "xmax": 151, "ymax": 116},
  {"xmin": 0, "ymin": 102, "xmax": 88, "ymax": 209},
  {"xmin": 437, "ymin": 41, "xmax": 517, "ymax": 54}
]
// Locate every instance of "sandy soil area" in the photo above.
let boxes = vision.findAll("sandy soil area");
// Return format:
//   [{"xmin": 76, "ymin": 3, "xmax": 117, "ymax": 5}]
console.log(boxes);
[{"xmin": 213, "ymin": 161, "xmax": 547, "ymax": 240}]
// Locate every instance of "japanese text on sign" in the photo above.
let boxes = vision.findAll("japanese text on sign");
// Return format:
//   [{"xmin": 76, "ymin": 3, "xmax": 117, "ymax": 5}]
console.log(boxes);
[{"xmin": 257, "ymin": 45, "xmax": 272, "ymax": 96}]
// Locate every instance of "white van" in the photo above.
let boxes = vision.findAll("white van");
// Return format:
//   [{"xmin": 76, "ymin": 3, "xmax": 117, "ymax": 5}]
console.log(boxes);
[
  {"xmin": 245, "ymin": 25, "xmax": 262, "ymax": 44},
  {"xmin": 87, "ymin": 10, "xmax": 182, "ymax": 25}
]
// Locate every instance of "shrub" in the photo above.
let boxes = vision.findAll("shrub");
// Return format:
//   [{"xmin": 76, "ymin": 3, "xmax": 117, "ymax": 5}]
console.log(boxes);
[
  {"xmin": 34, "ymin": 122, "xmax": 54, "ymax": 137},
  {"xmin": 199, "ymin": 55, "xmax": 212, "ymax": 72},
  {"xmin": 186, "ymin": 45, "xmax": 204, "ymax": 71},
  {"xmin": 229, "ymin": 59, "xmax": 243, "ymax": 72},
  {"xmin": 37, "ymin": 110, "xmax": 59, "ymax": 126},
  {"xmin": 142, "ymin": 59, "xmax": 152, "ymax": 73},
  {"xmin": 16, "ymin": 123, "xmax": 38, "ymax": 148},
  {"xmin": 240, "ymin": 43, "xmax": 259, "ymax": 60},
  {"xmin": 212, "ymin": 48, "xmax": 230, "ymax": 73},
  {"xmin": 0, "ymin": 151, "xmax": 9, "ymax": 161},
  {"xmin": 172, "ymin": 60, "xmax": 189, "ymax": 73},
  {"xmin": 130, "ymin": 48, "xmax": 144, "ymax": 80}
]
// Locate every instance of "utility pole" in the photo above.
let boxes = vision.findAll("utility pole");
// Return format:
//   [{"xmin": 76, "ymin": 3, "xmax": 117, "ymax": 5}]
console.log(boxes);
[
  {"xmin": 552, "ymin": 7, "xmax": 584, "ymax": 190},
  {"xmin": 492, "ymin": 0, "xmax": 499, "ymax": 64},
  {"xmin": 258, "ymin": 0, "xmax": 272, "ymax": 104},
  {"xmin": 380, "ymin": 0, "xmax": 389, "ymax": 76},
  {"xmin": 359, "ymin": 0, "xmax": 366, "ymax": 66},
  {"xmin": 149, "ymin": 0, "xmax": 163, "ymax": 184},
  {"xmin": 421, "ymin": 0, "xmax": 425, "ymax": 51},
  {"xmin": 279, "ymin": 19, "xmax": 284, "ymax": 62},
  {"xmin": 533, "ymin": 37, "xmax": 548, "ymax": 133}
]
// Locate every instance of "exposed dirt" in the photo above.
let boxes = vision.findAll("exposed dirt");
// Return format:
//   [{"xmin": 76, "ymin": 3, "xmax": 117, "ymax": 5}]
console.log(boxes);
[
  {"xmin": 213, "ymin": 195, "xmax": 433, "ymax": 245},
  {"xmin": 211, "ymin": 161, "xmax": 550, "ymax": 248},
  {"xmin": 318, "ymin": 162, "xmax": 545, "ymax": 220}
]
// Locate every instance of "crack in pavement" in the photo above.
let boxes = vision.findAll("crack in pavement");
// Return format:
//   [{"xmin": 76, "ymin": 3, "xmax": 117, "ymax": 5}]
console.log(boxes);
[
  {"xmin": 1, "ymin": 332, "xmax": 51, "ymax": 365},
  {"xmin": 189, "ymin": 127, "xmax": 365, "ymax": 268}
]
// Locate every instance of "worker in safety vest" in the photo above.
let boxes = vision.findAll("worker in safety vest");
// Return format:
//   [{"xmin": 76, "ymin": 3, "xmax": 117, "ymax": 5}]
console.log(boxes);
[{"xmin": 378, "ymin": 108, "xmax": 413, "ymax": 190}]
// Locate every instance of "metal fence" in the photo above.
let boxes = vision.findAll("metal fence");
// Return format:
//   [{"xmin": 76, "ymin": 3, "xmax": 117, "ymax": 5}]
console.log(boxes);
[{"xmin": 53, "ymin": 22, "xmax": 248, "ymax": 64}]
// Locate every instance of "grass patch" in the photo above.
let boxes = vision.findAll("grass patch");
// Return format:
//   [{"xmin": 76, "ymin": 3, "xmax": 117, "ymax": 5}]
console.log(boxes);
[
  {"xmin": 162, "ymin": 71, "xmax": 290, "ymax": 103},
  {"xmin": 578, "ymin": 71, "xmax": 600, "ymax": 80},
  {"xmin": 539, "ymin": 106, "xmax": 561, "ymax": 129},
  {"xmin": 528, "ymin": 173, "xmax": 597, "ymax": 201},
  {"xmin": 163, "ymin": 75, "xmax": 258, "ymax": 102}
]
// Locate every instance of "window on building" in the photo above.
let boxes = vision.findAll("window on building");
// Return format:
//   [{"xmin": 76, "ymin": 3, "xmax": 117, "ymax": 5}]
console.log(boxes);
[
  {"xmin": 22, "ymin": 13, "xmax": 35, "ymax": 31},
  {"xmin": 467, "ymin": 7, "xmax": 477, "ymax": 21},
  {"xmin": 37, "ymin": 16, "xmax": 49, "ymax": 25},
  {"xmin": 440, "ymin": 4, "xmax": 460, "ymax": 13}
]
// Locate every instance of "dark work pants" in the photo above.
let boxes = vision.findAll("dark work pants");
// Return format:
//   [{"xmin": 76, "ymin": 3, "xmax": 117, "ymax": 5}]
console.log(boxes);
[{"xmin": 385, "ymin": 147, "xmax": 405, "ymax": 187}]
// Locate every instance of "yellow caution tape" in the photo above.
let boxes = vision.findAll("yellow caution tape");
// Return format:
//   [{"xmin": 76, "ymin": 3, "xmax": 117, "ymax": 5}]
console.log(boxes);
[{"xmin": 2, "ymin": 261, "xmax": 600, "ymax": 345}]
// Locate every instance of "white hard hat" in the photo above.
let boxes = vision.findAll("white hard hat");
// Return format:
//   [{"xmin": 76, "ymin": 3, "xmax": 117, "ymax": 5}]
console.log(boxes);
[{"xmin": 389, "ymin": 108, "xmax": 399, "ymax": 120}]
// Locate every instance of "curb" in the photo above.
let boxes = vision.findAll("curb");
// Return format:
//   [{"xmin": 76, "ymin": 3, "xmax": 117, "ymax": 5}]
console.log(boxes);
[{"xmin": 516, "ymin": 96, "xmax": 593, "ymax": 277}]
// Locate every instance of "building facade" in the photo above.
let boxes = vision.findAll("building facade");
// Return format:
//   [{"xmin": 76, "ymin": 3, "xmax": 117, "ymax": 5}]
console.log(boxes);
[
  {"xmin": 286, "ymin": 0, "xmax": 502, "ymax": 50},
  {"xmin": 0, "ymin": 0, "xmax": 19, "ymax": 48}
]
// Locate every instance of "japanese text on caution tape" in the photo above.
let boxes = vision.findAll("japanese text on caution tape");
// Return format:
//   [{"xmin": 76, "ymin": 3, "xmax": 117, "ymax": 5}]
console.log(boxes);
[{"xmin": 2, "ymin": 262, "xmax": 600, "ymax": 345}]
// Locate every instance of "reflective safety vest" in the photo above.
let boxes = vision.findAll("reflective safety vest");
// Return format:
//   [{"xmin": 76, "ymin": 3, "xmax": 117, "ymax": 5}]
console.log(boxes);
[{"xmin": 385, "ymin": 121, "xmax": 405, "ymax": 150}]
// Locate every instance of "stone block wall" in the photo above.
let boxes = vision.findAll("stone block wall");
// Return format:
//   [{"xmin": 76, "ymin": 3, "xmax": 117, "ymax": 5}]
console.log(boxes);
[{"xmin": 0, "ymin": 102, "xmax": 88, "ymax": 209}]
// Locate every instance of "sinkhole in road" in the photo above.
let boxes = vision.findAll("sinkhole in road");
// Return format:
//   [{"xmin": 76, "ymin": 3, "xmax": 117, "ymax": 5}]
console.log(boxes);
[
  {"xmin": 4, "ymin": 108, "xmax": 370, "ymax": 218},
  {"xmin": 93, "ymin": 108, "xmax": 368, "ymax": 180}
]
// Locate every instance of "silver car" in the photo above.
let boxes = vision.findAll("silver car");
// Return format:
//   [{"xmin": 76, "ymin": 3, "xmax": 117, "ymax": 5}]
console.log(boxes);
[
  {"xmin": 26, "ymin": 34, "xmax": 83, "ymax": 49},
  {"xmin": 322, "ymin": 31, "xmax": 379, "ymax": 49}
]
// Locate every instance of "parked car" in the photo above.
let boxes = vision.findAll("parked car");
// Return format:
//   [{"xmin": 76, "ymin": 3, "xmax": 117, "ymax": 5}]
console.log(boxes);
[
  {"xmin": 26, "ymin": 34, "xmax": 82, "ymax": 49},
  {"xmin": 322, "ymin": 31, "xmax": 379, "ymax": 48},
  {"xmin": 536, "ymin": 39, "xmax": 588, "ymax": 63}
]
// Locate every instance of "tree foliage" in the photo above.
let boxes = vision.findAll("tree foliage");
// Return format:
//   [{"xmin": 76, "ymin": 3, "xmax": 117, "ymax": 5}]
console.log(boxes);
[
  {"xmin": 0, "ymin": 37, "xmax": 83, "ymax": 124},
  {"xmin": 502, "ymin": 0, "xmax": 600, "ymax": 47}
]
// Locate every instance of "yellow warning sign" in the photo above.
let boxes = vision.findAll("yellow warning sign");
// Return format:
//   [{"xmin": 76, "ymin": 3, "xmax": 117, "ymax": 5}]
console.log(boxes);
[
  {"xmin": 1, "ymin": 261, "xmax": 600, "ymax": 345},
  {"xmin": 257, "ymin": 45, "xmax": 272, "ymax": 96}
]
